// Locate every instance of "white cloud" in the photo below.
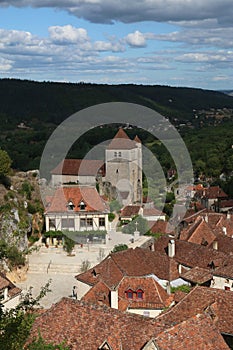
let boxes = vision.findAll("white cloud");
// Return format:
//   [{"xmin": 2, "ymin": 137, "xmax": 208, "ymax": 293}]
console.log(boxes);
[
  {"xmin": 125, "ymin": 31, "xmax": 147, "ymax": 47},
  {"xmin": 48, "ymin": 25, "xmax": 89, "ymax": 44},
  {"xmin": 0, "ymin": 0, "xmax": 233, "ymax": 25}
]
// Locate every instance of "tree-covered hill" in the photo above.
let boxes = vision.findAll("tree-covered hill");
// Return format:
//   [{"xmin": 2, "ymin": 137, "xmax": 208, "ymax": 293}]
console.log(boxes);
[{"xmin": 0, "ymin": 78, "xmax": 232, "ymax": 172}]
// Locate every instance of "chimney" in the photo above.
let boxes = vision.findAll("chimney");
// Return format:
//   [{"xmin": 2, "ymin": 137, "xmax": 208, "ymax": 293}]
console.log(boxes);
[
  {"xmin": 110, "ymin": 289, "xmax": 118, "ymax": 309},
  {"xmin": 227, "ymin": 213, "xmax": 231, "ymax": 220},
  {"xmin": 166, "ymin": 281, "xmax": 171, "ymax": 295},
  {"xmin": 222, "ymin": 227, "xmax": 227, "ymax": 235},
  {"xmin": 205, "ymin": 214, "xmax": 208, "ymax": 223},
  {"xmin": 168, "ymin": 239, "xmax": 175, "ymax": 258},
  {"xmin": 213, "ymin": 241, "xmax": 218, "ymax": 250}
]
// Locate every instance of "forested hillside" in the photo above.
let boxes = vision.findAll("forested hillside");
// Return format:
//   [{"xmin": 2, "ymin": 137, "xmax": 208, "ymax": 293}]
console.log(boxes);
[{"xmin": 0, "ymin": 78, "xmax": 232, "ymax": 178}]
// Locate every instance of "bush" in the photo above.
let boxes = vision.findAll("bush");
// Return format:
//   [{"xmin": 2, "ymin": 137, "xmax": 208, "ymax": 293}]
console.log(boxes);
[
  {"xmin": 108, "ymin": 212, "xmax": 115, "ymax": 222},
  {"xmin": 111, "ymin": 244, "xmax": 128, "ymax": 253}
]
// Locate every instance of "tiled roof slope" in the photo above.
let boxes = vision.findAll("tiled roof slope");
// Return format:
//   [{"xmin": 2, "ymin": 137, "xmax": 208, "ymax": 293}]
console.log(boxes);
[
  {"xmin": 107, "ymin": 128, "xmax": 137, "ymax": 150},
  {"xmin": 82, "ymin": 276, "xmax": 172, "ymax": 311},
  {"xmin": 51, "ymin": 159, "xmax": 104, "ymax": 176},
  {"xmin": 154, "ymin": 238, "xmax": 228, "ymax": 270},
  {"xmin": 157, "ymin": 286, "xmax": 233, "ymax": 336},
  {"xmin": 120, "ymin": 205, "xmax": 141, "ymax": 217},
  {"xmin": 179, "ymin": 216, "xmax": 216, "ymax": 245},
  {"xmin": 155, "ymin": 313, "xmax": 229, "ymax": 350},
  {"xmin": 181, "ymin": 267, "xmax": 212, "ymax": 284},
  {"xmin": 27, "ymin": 298, "xmax": 229, "ymax": 350},
  {"xmin": 118, "ymin": 276, "xmax": 172, "ymax": 310},
  {"xmin": 76, "ymin": 247, "xmax": 179, "ymax": 288},
  {"xmin": 46, "ymin": 186, "xmax": 109, "ymax": 213},
  {"xmin": 27, "ymin": 297, "xmax": 164, "ymax": 350}
]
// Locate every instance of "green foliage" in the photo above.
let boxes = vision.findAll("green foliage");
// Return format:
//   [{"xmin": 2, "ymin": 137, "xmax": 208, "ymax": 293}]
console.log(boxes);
[
  {"xmin": 63, "ymin": 236, "xmax": 75, "ymax": 255},
  {"xmin": 21, "ymin": 181, "xmax": 34, "ymax": 200},
  {"xmin": 0, "ymin": 239, "xmax": 25, "ymax": 268},
  {"xmin": 26, "ymin": 334, "xmax": 70, "ymax": 349},
  {"xmin": 0, "ymin": 149, "xmax": 12, "ymax": 176},
  {"xmin": 122, "ymin": 215, "xmax": 149, "ymax": 235},
  {"xmin": 43, "ymin": 230, "xmax": 63, "ymax": 238},
  {"xmin": 170, "ymin": 284, "xmax": 191, "ymax": 294},
  {"xmin": 111, "ymin": 244, "xmax": 128, "ymax": 253},
  {"xmin": 110, "ymin": 200, "xmax": 122, "ymax": 213},
  {"xmin": 108, "ymin": 212, "xmax": 115, "ymax": 222},
  {"xmin": 0, "ymin": 280, "xmax": 51, "ymax": 350}
]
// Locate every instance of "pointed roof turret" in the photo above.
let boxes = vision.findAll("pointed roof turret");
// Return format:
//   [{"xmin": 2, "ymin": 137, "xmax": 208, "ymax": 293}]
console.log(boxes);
[
  {"xmin": 113, "ymin": 128, "xmax": 130, "ymax": 140},
  {"xmin": 134, "ymin": 135, "xmax": 141, "ymax": 143},
  {"xmin": 107, "ymin": 128, "xmax": 137, "ymax": 150}
]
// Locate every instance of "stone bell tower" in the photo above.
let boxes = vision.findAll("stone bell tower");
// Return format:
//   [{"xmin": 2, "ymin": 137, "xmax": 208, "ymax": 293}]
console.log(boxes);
[{"xmin": 105, "ymin": 128, "xmax": 142, "ymax": 205}]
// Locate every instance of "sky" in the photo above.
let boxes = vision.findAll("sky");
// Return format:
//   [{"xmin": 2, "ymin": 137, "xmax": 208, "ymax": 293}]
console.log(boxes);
[{"xmin": 0, "ymin": 1, "xmax": 233, "ymax": 90}]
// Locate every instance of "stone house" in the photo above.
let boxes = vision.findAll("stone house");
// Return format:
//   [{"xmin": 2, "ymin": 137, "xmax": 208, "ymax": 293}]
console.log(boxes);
[{"xmin": 45, "ymin": 186, "xmax": 109, "ymax": 232}]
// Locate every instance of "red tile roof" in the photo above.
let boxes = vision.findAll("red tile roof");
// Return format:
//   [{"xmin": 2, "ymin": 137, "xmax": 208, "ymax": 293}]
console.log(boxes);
[
  {"xmin": 155, "ymin": 313, "xmax": 229, "ymax": 350},
  {"xmin": 196, "ymin": 186, "xmax": 228, "ymax": 199},
  {"xmin": 27, "ymin": 297, "xmax": 165, "ymax": 350},
  {"xmin": 157, "ymin": 286, "xmax": 233, "ymax": 336},
  {"xmin": 51, "ymin": 159, "xmax": 105, "ymax": 176},
  {"xmin": 179, "ymin": 216, "xmax": 216, "ymax": 245},
  {"xmin": 107, "ymin": 128, "xmax": 137, "ymax": 150},
  {"xmin": 120, "ymin": 205, "xmax": 141, "ymax": 218},
  {"xmin": 81, "ymin": 276, "xmax": 173, "ymax": 311},
  {"xmin": 181, "ymin": 267, "xmax": 212, "ymax": 284},
  {"xmin": 76, "ymin": 247, "xmax": 179, "ymax": 287},
  {"xmin": 118, "ymin": 276, "xmax": 172, "ymax": 310},
  {"xmin": 46, "ymin": 186, "xmax": 109, "ymax": 213},
  {"xmin": 27, "ymin": 298, "xmax": 229, "ymax": 349},
  {"xmin": 143, "ymin": 208, "xmax": 165, "ymax": 217},
  {"xmin": 134, "ymin": 135, "xmax": 142, "ymax": 143}
]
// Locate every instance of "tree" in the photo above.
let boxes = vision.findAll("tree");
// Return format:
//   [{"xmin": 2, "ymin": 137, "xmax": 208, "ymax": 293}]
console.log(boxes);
[
  {"xmin": 63, "ymin": 236, "xmax": 75, "ymax": 256},
  {"xmin": 26, "ymin": 334, "xmax": 70, "ymax": 349},
  {"xmin": 111, "ymin": 244, "xmax": 128, "ymax": 253},
  {"xmin": 122, "ymin": 215, "xmax": 149, "ymax": 235},
  {"xmin": 0, "ymin": 280, "xmax": 52, "ymax": 350},
  {"xmin": 0, "ymin": 149, "xmax": 12, "ymax": 177}
]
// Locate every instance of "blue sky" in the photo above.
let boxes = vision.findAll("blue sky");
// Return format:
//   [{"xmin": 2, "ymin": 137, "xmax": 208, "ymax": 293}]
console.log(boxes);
[{"xmin": 0, "ymin": 1, "xmax": 233, "ymax": 90}]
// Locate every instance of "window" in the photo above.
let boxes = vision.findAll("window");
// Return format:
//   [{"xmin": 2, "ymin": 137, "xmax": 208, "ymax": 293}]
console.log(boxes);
[
  {"xmin": 125, "ymin": 289, "xmax": 133, "ymax": 299},
  {"xmin": 225, "ymin": 286, "xmax": 230, "ymax": 291},
  {"xmin": 67, "ymin": 200, "xmax": 75, "ymax": 210},
  {"xmin": 80, "ymin": 218, "xmax": 86, "ymax": 228},
  {"xmin": 118, "ymin": 152, "xmax": 122, "ymax": 157},
  {"xmin": 49, "ymin": 218, "xmax": 56, "ymax": 230},
  {"xmin": 114, "ymin": 152, "xmax": 117, "ymax": 157},
  {"xmin": 61, "ymin": 218, "xmax": 74, "ymax": 229},
  {"xmin": 87, "ymin": 218, "xmax": 93, "ymax": 227},
  {"xmin": 79, "ymin": 200, "xmax": 86, "ymax": 210},
  {"xmin": 99, "ymin": 218, "xmax": 105, "ymax": 227},
  {"xmin": 136, "ymin": 289, "xmax": 143, "ymax": 299}
]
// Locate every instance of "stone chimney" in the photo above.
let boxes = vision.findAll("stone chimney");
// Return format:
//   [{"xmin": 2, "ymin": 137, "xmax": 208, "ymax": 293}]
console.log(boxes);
[
  {"xmin": 110, "ymin": 289, "xmax": 118, "ymax": 309},
  {"xmin": 168, "ymin": 239, "xmax": 175, "ymax": 258},
  {"xmin": 166, "ymin": 281, "xmax": 171, "ymax": 295},
  {"xmin": 213, "ymin": 241, "xmax": 218, "ymax": 250},
  {"xmin": 222, "ymin": 227, "xmax": 227, "ymax": 235},
  {"xmin": 227, "ymin": 213, "xmax": 231, "ymax": 220},
  {"xmin": 205, "ymin": 214, "xmax": 208, "ymax": 223}
]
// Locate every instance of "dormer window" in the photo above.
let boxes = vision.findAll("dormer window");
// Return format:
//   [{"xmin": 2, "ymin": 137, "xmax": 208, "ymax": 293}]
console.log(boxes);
[
  {"xmin": 67, "ymin": 200, "xmax": 75, "ymax": 211},
  {"xmin": 79, "ymin": 200, "xmax": 86, "ymax": 210},
  {"xmin": 136, "ymin": 289, "xmax": 143, "ymax": 299},
  {"xmin": 125, "ymin": 289, "xmax": 133, "ymax": 299}
]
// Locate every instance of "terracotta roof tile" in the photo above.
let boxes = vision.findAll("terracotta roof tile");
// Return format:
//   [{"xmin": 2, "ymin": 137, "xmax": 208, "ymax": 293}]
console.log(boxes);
[
  {"xmin": 76, "ymin": 247, "xmax": 180, "ymax": 287},
  {"xmin": 27, "ymin": 298, "xmax": 165, "ymax": 349},
  {"xmin": 157, "ymin": 286, "xmax": 233, "ymax": 336},
  {"xmin": 46, "ymin": 186, "xmax": 109, "ymax": 213},
  {"xmin": 181, "ymin": 267, "xmax": 213, "ymax": 284},
  {"xmin": 120, "ymin": 205, "xmax": 141, "ymax": 218},
  {"xmin": 155, "ymin": 313, "xmax": 229, "ymax": 350},
  {"xmin": 179, "ymin": 216, "xmax": 216, "ymax": 245},
  {"xmin": 51, "ymin": 159, "xmax": 105, "ymax": 176},
  {"xmin": 107, "ymin": 128, "xmax": 137, "ymax": 150}
]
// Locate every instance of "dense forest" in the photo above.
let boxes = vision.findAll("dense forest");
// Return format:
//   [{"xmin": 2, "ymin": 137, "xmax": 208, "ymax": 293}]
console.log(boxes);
[{"xmin": 0, "ymin": 78, "xmax": 232, "ymax": 183}]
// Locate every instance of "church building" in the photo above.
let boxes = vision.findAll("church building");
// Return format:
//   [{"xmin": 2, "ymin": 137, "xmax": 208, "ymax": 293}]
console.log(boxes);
[{"xmin": 105, "ymin": 128, "xmax": 142, "ymax": 205}]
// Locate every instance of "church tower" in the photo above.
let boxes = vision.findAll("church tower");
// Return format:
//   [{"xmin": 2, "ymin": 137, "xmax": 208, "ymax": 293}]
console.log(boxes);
[{"xmin": 105, "ymin": 128, "xmax": 142, "ymax": 205}]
